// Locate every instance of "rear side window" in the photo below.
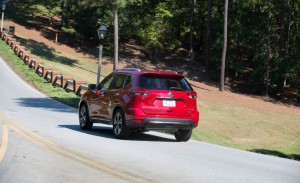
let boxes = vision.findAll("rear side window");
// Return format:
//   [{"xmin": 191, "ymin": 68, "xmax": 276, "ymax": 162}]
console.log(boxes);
[
  {"xmin": 139, "ymin": 74, "xmax": 193, "ymax": 91},
  {"xmin": 109, "ymin": 74, "xmax": 132, "ymax": 90},
  {"xmin": 110, "ymin": 74, "xmax": 127, "ymax": 89}
]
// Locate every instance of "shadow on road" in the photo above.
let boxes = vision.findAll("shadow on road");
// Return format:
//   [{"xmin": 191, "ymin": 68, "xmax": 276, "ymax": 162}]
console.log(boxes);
[
  {"xmin": 14, "ymin": 97, "xmax": 77, "ymax": 113},
  {"xmin": 250, "ymin": 149, "xmax": 300, "ymax": 161},
  {"xmin": 58, "ymin": 124, "xmax": 176, "ymax": 142}
]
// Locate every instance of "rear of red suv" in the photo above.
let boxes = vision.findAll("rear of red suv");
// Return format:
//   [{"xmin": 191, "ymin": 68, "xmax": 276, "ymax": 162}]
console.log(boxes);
[
  {"xmin": 126, "ymin": 70, "xmax": 199, "ymax": 140},
  {"xmin": 78, "ymin": 68, "xmax": 199, "ymax": 141}
]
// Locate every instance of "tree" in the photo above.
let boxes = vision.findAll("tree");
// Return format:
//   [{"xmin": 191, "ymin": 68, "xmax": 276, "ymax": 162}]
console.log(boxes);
[
  {"xmin": 11, "ymin": 0, "xmax": 300, "ymax": 97},
  {"xmin": 189, "ymin": 0, "xmax": 196, "ymax": 60},
  {"xmin": 13, "ymin": 0, "xmax": 62, "ymax": 25},
  {"xmin": 220, "ymin": 0, "xmax": 228, "ymax": 92},
  {"xmin": 113, "ymin": 9, "xmax": 118, "ymax": 71},
  {"xmin": 101, "ymin": 0, "xmax": 127, "ymax": 71},
  {"xmin": 266, "ymin": 0, "xmax": 272, "ymax": 96},
  {"xmin": 205, "ymin": 0, "xmax": 212, "ymax": 72}
]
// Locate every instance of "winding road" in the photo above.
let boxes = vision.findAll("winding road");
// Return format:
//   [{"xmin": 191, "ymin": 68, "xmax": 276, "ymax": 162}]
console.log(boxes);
[{"xmin": 0, "ymin": 57, "xmax": 299, "ymax": 183}]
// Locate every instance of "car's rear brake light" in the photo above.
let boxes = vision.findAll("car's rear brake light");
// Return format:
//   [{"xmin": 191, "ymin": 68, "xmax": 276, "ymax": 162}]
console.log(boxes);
[
  {"xmin": 130, "ymin": 88, "xmax": 151, "ymax": 97},
  {"xmin": 187, "ymin": 91, "xmax": 197, "ymax": 99}
]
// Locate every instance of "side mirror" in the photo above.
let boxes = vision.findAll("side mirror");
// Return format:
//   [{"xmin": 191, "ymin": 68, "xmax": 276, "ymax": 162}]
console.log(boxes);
[{"xmin": 88, "ymin": 84, "xmax": 96, "ymax": 90}]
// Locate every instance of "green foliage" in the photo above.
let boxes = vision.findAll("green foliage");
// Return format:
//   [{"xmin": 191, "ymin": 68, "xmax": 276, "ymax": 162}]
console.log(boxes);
[
  {"xmin": 14, "ymin": 0, "xmax": 62, "ymax": 23},
  {"xmin": 9, "ymin": 0, "xmax": 300, "ymax": 97}
]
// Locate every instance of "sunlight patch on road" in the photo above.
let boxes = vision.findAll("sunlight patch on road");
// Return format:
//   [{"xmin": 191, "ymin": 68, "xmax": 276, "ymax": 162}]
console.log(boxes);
[{"xmin": 0, "ymin": 121, "xmax": 8, "ymax": 163}]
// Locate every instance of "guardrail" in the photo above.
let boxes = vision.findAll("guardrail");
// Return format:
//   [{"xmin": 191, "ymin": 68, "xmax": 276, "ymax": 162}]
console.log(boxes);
[
  {"xmin": 78, "ymin": 85, "xmax": 89, "ymax": 96},
  {"xmin": 0, "ymin": 30, "xmax": 89, "ymax": 97}
]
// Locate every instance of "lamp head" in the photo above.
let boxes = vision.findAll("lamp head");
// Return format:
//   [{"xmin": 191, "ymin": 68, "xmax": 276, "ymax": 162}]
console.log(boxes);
[
  {"xmin": 98, "ymin": 24, "xmax": 107, "ymax": 40},
  {"xmin": 2, "ymin": 4, "xmax": 6, "ymax": 11}
]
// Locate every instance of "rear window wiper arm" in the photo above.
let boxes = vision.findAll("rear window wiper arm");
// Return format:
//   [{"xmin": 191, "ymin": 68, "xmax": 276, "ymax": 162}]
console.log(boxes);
[{"xmin": 169, "ymin": 87, "xmax": 185, "ymax": 91}]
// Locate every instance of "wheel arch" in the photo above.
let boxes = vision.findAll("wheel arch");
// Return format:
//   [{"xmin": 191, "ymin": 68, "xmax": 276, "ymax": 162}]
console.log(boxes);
[
  {"xmin": 112, "ymin": 105, "xmax": 125, "ymax": 117},
  {"xmin": 79, "ymin": 100, "xmax": 90, "ymax": 116}
]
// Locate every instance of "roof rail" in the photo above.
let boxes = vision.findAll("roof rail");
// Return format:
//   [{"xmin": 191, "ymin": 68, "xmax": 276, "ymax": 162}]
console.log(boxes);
[
  {"xmin": 155, "ymin": 68, "xmax": 177, "ymax": 74},
  {"xmin": 163, "ymin": 70, "xmax": 178, "ymax": 74},
  {"xmin": 115, "ymin": 68, "xmax": 141, "ymax": 72}
]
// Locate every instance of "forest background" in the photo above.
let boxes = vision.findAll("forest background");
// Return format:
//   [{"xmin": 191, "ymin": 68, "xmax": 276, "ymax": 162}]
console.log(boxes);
[
  {"xmin": 1, "ymin": 0, "xmax": 300, "ymax": 160},
  {"xmin": 5, "ymin": 0, "xmax": 300, "ymax": 103}
]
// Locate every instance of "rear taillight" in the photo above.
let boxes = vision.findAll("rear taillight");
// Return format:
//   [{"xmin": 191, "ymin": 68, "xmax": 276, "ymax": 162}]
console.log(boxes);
[
  {"xmin": 130, "ymin": 88, "xmax": 151, "ymax": 97},
  {"xmin": 187, "ymin": 91, "xmax": 197, "ymax": 99}
]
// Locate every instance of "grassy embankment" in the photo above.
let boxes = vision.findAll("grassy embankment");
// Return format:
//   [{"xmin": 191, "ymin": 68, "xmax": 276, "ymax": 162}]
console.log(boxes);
[
  {"xmin": 0, "ymin": 39, "xmax": 80, "ymax": 107},
  {"xmin": 0, "ymin": 37, "xmax": 299, "ymax": 160}
]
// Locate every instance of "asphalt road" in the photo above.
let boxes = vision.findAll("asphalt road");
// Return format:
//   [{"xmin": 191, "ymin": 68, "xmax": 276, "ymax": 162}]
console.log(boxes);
[{"xmin": 0, "ymin": 57, "xmax": 300, "ymax": 183}]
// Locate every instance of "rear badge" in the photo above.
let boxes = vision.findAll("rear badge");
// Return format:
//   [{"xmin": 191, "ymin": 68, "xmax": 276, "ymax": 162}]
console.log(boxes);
[{"xmin": 168, "ymin": 92, "xmax": 174, "ymax": 98}]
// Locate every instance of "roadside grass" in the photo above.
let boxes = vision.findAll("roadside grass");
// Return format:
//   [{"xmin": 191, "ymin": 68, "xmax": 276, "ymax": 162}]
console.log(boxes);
[
  {"xmin": 0, "ymin": 40, "xmax": 80, "ymax": 107},
  {"xmin": 193, "ymin": 101, "xmax": 300, "ymax": 160},
  {"xmin": 13, "ymin": 36, "xmax": 111, "ymax": 83},
  {"xmin": 1, "ymin": 36, "xmax": 300, "ymax": 161}
]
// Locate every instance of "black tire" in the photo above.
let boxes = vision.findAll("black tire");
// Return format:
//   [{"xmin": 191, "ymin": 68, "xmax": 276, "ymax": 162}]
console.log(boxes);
[
  {"xmin": 79, "ymin": 104, "xmax": 93, "ymax": 130},
  {"xmin": 174, "ymin": 129, "xmax": 192, "ymax": 142},
  {"xmin": 112, "ymin": 109, "xmax": 129, "ymax": 139}
]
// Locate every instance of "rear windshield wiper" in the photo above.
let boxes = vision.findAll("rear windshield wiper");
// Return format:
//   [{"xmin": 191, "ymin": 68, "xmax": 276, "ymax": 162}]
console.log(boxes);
[{"xmin": 169, "ymin": 87, "xmax": 185, "ymax": 91}]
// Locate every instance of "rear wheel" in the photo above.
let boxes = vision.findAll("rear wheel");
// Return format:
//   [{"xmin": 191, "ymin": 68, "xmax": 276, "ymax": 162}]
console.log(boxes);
[
  {"xmin": 174, "ymin": 129, "xmax": 192, "ymax": 142},
  {"xmin": 113, "ymin": 109, "xmax": 129, "ymax": 138},
  {"xmin": 79, "ymin": 104, "xmax": 93, "ymax": 130}
]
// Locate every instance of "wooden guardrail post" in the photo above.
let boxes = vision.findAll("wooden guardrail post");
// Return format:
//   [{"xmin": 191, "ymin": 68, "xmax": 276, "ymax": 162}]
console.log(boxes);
[
  {"xmin": 14, "ymin": 45, "xmax": 25, "ymax": 56},
  {"xmin": 0, "ymin": 31, "xmax": 6, "ymax": 39},
  {"xmin": 42, "ymin": 66, "xmax": 53, "ymax": 78},
  {"xmin": 2, "ymin": 32, "xmax": 8, "ymax": 41},
  {"xmin": 25, "ymin": 54, "xmax": 35, "ymax": 66},
  {"xmin": 78, "ymin": 85, "xmax": 89, "ymax": 96},
  {"xmin": 65, "ymin": 79, "xmax": 75, "ymax": 92},
  {"xmin": 50, "ymin": 71, "xmax": 62, "ymax": 84},
  {"xmin": 7, "ymin": 38, "xmax": 16, "ymax": 47},
  {"xmin": 18, "ymin": 47, "xmax": 27, "ymax": 58},
  {"xmin": 45, "ymin": 70, "xmax": 52, "ymax": 82},
  {"xmin": 54, "ymin": 75, "xmax": 63, "ymax": 87},
  {"xmin": 12, "ymin": 42, "xmax": 20, "ymax": 51},
  {"xmin": 30, "ymin": 59, "xmax": 43, "ymax": 70},
  {"xmin": 5, "ymin": 35, "xmax": 13, "ymax": 44},
  {"xmin": 36, "ymin": 64, "xmax": 44, "ymax": 76},
  {"xmin": 74, "ymin": 81, "xmax": 87, "ymax": 95},
  {"xmin": 44, "ymin": 70, "xmax": 62, "ymax": 83},
  {"xmin": 62, "ymin": 76, "xmax": 73, "ymax": 89},
  {"xmin": 22, "ymin": 50, "xmax": 31, "ymax": 62}
]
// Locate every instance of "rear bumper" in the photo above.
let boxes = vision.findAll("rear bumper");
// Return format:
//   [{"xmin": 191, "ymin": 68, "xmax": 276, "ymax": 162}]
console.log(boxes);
[{"xmin": 126, "ymin": 118, "xmax": 197, "ymax": 131}]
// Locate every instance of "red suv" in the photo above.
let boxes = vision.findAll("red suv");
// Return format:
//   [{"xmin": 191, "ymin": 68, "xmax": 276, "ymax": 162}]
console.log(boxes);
[{"xmin": 78, "ymin": 68, "xmax": 199, "ymax": 141}]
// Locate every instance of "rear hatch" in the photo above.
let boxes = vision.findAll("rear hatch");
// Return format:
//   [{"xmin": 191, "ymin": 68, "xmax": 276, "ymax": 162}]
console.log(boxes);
[{"xmin": 138, "ymin": 73, "xmax": 197, "ymax": 116}]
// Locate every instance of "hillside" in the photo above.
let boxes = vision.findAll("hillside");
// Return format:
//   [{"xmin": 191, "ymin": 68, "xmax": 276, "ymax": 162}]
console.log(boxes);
[
  {"xmin": 4, "ymin": 19, "xmax": 299, "ymax": 115},
  {"xmin": 2, "ymin": 17, "xmax": 300, "ymax": 160}
]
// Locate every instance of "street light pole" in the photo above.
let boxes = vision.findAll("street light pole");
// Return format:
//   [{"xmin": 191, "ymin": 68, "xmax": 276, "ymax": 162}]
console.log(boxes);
[
  {"xmin": 1, "ymin": 4, "xmax": 6, "ymax": 32},
  {"xmin": 96, "ymin": 24, "xmax": 107, "ymax": 85},
  {"xmin": 97, "ymin": 42, "xmax": 103, "ymax": 85}
]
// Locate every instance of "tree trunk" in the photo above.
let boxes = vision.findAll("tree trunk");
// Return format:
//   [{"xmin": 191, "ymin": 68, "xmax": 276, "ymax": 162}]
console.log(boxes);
[
  {"xmin": 189, "ymin": 0, "xmax": 196, "ymax": 61},
  {"xmin": 279, "ymin": 0, "xmax": 287, "ymax": 89},
  {"xmin": 60, "ymin": 0, "xmax": 68, "ymax": 28},
  {"xmin": 266, "ymin": 0, "xmax": 272, "ymax": 97},
  {"xmin": 205, "ymin": 0, "xmax": 212, "ymax": 72},
  {"xmin": 113, "ymin": 9, "xmax": 119, "ymax": 71},
  {"xmin": 219, "ymin": 0, "xmax": 228, "ymax": 92},
  {"xmin": 278, "ymin": 1, "xmax": 286, "ymax": 58}
]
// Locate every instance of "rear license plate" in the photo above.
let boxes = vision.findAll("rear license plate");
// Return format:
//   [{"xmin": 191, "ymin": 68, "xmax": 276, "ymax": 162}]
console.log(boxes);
[{"xmin": 163, "ymin": 100, "xmax": 176, "ymax": 107}]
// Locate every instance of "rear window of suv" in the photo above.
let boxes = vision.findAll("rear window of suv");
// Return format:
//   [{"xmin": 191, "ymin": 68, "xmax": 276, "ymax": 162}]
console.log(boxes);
[{"xmin": 139, "ymin": 74, "xmax": 193, "ymax": 91}]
